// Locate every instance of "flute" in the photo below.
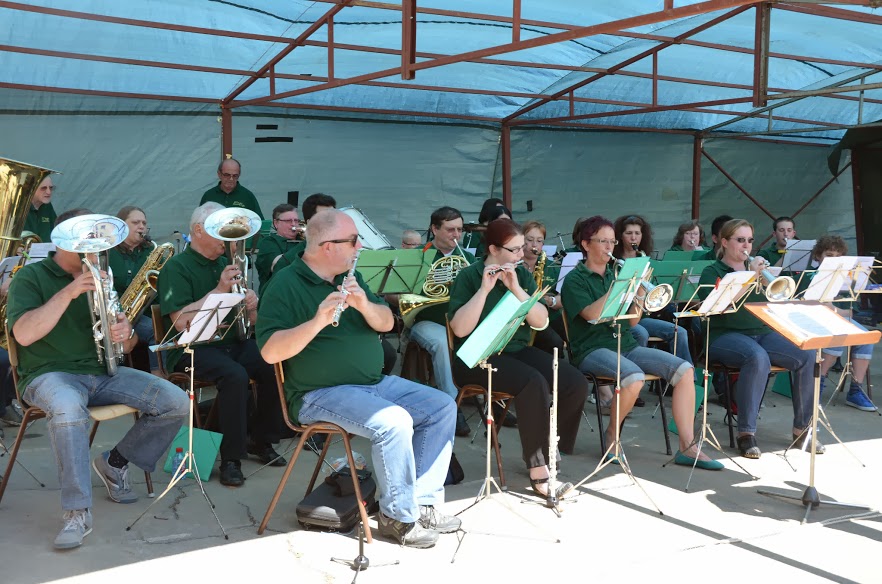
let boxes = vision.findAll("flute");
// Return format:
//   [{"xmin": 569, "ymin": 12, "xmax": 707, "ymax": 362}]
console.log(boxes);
[
  {"xmin": 331, "ymin": 249, "xmax": 362, "ymax": 327},
  {"xmin": 487, "ymin": 260, "xmax": 523, "ymax": 275}
]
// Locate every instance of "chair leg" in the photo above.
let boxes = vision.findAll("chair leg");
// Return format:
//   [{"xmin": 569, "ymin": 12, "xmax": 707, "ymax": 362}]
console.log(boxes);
[
  {"xmin": 258, "ymin": 436, "xmax": 310, "ymax": 535},
  {"xmin": 0, "ymin": 409, "xmax": 46, "ymax": 504},
  {"xmin": 492, "ymin": 404, "xmax": 509, "ymax": 488},
  {"xmin": 723, "ymin": 369, "xmax": 736, "ymax": 448},
  {"xmin": 88, "ymin": 421, "xmax": 100, "ymax": 446},
  {"xmin": 656, "ymin": 380, "xmax": 672, "ymax": 456},
  {"xmin": 593, "ymin": 382, "xmax": 606, "ymax": 456}
]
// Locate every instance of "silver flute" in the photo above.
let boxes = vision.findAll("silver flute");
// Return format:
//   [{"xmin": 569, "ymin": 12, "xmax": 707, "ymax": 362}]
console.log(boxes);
[
  {"xmin": 487, "ymin": 260, "xmax": 523, "ymax": 275},
  {"xmin": 331, "ymin": 249, "xmax": 362, "ymax": 327}
]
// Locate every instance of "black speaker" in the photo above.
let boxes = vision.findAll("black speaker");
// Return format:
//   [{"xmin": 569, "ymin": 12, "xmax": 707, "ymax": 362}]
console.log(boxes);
[{"xmin": 288, "ymin": 191, "xmax": 299, "ymax": 207}]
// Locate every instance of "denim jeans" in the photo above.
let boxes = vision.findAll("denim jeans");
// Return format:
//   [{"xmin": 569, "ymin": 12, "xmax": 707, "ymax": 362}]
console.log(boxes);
[
  {"xmin": 408, "ymin": 321, "xmax": 458, "ymax": 400},
  {"xmin": 633, "ymin": 318, "xmax": 693, "ymax": 365},
  {"xmin": 0, "ymin": 348, "xmax": 12, "ymax": 416},
  {"xmin": 709, "ymin": 331, "xmax": 814, "ymax": 434},
  {"xmin": 298, "ymin": 375, "xmax": 456, "ymax": 524},
  {"xmin": 578, "ymin": 346, "xmax": 692, "ymax": 389},
  {"xmin": 134, "ymin": 314, "xmax": 158, "ymax": 370},
  {"xmin": 23, "ymin": 368, "xmax": 188, "ymax": 511},
  {"xmin": 822, "ymin": 318, "xmax": 874, "ymax": 359}
]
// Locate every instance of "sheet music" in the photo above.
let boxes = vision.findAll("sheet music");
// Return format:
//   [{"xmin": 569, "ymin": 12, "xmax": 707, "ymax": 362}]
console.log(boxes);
[
  {"xmin": 556, "ymin": 252, "xmax": 583, "ymax": 293},
  {"xmin": 781, "ymin": 239, "xmax": 815, "ymax": 272},
  {"xmin": 27, "ymin": 242, "xmax": 55, "ymax": 258},
  {"xmin": 804, "ymin": 256, "xmax": 854, "ymax": 301},
  {"xmin": 852, "ymin": 256, "xmax": 875, "ymax": 293},
  {"xmin": 696, "ymin": 271, "xmax": 754, "ymax": 315},
  {"xmin": 763, "ymin": 303, "xmax": 865, "ymax": 340},
  {"xmin": 178, "ymin": 293, "xmax": 244, "ymax": 345},
  {"xmin": 0, "ymin": 256, "xmax": 20, "ymax": 284},
  {"xmin": 541, "ymin": 244, "xmax": 557, "ymax": 257}
]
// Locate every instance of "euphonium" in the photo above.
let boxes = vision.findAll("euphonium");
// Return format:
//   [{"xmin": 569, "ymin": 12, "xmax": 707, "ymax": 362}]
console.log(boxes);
[
  {"xmin": 608, "ymin": 252, "xmax": 673, "ymax": 312},
  {"xmin": 0, "ymin": 158, "xmax": 55, "ymax": 349},
  {"xmin": 119, "ymin": 240, "xmax": 175, "ymax": 324},
  {"xmin": 51, "ymin": 214, "xmax": 129, "ymax": 376},
  {"xmin": 399, "ymin": 254, "xmax": 470, "ymax": 328},
  {"xmin": 203, "ymin": 207, "xmax": 262, "ymax": 339},
  {"xmin": 743, "ymin": 251, "xmax": 795, "ymax": 302}
]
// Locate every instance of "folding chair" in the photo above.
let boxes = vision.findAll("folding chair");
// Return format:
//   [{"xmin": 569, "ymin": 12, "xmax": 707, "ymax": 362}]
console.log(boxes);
[
  {"xmin": 257, "ymin": 362, "xmax": 372, "ymax": 540},
  {"xmin": 0, "ymin": 324, "xmax": 154, "ymax": 503}
]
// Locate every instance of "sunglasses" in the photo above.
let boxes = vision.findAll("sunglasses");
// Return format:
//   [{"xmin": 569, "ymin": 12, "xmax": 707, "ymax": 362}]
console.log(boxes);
[
  {"xmin": 731, "ymin": 237, "xmax": 755, "ymax": 244},
  {"xmin": 320, "ymin": 235, "xmax": 359, "ymax": 246}
]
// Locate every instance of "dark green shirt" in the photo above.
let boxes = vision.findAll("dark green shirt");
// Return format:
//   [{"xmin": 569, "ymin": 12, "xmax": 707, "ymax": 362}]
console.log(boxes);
[
  {"xmin": 698, "ymin": 260, "xmax": 768, "ymax": 343},
  {"xmin": 158, "ymin": 246, "xmax": 236, "ymax": 371},
  {"xmin": 7, "ymin": 257, "xmax": 105, "ymax": 390},
  {"xmin": 413, "ymin": 246, "xmax": 476, "ymax": 326},
  {"xmin": 447, "ymin": 259, "xmax": 537, "ymax": 357},
  {"xmin": 668, "ymin": 245, "xmax": 684, "ymax": 252},
  {"xmin": 256, "ymin": 233, "xmax": 304, "ymax": 295},
  {"xmin": 255, "ymin": 256, "xmax": 387, "ymax": 422},
  {"xmin": 22, "ymin": 202, "xmax": 56, "ymax": 243},
  {"xmin": 199, "ymin": 183, "xmax": 264, "ymax": 219},
  {"xmin": 561, "ymin": 262, "xmax": 638, "ymax": 365},
  {"xmin": 698, "ymin": 247, "xmax": 719, "ymax": 261},
  {"xmin": 107, "ymin": 243, "xmax": 151, "ymax": 297},
  {"xmin": 757, "ymin": 242, "xmax": 784, "ymax": 264}
]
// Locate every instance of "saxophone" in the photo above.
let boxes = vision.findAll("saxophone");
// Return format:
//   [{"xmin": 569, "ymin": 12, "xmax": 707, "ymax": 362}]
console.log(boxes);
[
  {"xmin": 533, "ymin": 249, "xmax": 547, "ymax": 288},
  {"xmin": 119, "ymin": 240, "xmax": 175, "ymax": 324}
]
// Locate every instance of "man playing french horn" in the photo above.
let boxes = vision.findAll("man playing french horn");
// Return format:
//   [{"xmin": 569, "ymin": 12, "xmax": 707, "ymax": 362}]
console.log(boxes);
[
  {"xmin": 158, "ymin": 202, "xmax": 285, "ymax": 488},
  {"xmin": 6, "ymin": 208, "xmax": 189, "ymax": 550}
]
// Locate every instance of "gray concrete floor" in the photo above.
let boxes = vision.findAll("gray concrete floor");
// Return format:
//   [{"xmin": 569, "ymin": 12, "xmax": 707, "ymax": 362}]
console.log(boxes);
[{"xmin": 1, "ymin": 347, "xmax": 881, "ymax": 584}]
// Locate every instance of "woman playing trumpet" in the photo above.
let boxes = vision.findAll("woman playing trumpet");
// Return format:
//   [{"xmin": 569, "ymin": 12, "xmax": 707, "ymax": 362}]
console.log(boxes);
[
  {"xmin": 449, "ymin": 219, "xmax": 589, "ymax": 498},
  {"xmin": 561, "ymin": 216, "xmax": 720, "ymax": 469},
  {"xmin": 697, "ymin": 219, "xmax": 817, "ymax": 458}
]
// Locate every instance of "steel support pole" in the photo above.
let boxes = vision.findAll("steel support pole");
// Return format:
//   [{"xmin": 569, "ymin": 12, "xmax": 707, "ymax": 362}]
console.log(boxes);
[
  {"xmin": 692, "ymin": 135, "xmax": 702, "ymax": 219},
  {"xmin": 501, "ymin": 125, "xmax": 513, "ymax": 210}
]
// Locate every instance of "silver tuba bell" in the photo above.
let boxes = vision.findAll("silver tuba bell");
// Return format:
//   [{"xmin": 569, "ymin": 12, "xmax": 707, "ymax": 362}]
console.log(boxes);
[
  {"xmin": 203, "ymin": 207, "xmax": 262, "ymax": 340},
  {"xmin": 51, "ymin": 214, "xmax": 129, "ymax": 376}
]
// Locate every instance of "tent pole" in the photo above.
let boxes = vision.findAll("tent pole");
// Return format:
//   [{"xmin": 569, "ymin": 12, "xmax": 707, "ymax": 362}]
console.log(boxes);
[
  {"xmin": 852, "ymin": 149, "xmax": 864, "ymax": 255},
  {"xmin": 501, "ymin": 125, "xmax": 512, "ymax": 210},
  {"xmin": 692, "ymin": 135, "xmax": 702, "ymax": 220},
  {"xmin": 221, "ymin": 106, "xmax": 232, "ymax": 158}
]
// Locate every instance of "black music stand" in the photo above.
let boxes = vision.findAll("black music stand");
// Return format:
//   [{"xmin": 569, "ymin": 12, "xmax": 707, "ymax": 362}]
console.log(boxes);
[
  {"xmin": 745, "ymin": 301, "xmax": 880, "ymax": 523},
  {"xmin": 126, "ymin": 295, "xmax": 245, "ymax": 538}
]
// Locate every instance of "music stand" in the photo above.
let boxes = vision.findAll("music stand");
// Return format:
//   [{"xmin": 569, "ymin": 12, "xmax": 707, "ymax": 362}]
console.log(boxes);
[
  {"xmin": 744, "ymin": 301, "xmax": 880, "ymax": 523},
  {"xmin": 663, "ymin": 271, "xmax": 759, "ymax": 491},
  {"xmin": 126, "ymin": 294, "xmax": 245, "ymax": 538}
]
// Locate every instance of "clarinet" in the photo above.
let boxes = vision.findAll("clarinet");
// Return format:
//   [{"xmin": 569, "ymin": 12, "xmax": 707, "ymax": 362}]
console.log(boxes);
[
  {"xmin": 547, "ymin": 348, "xmax": 560, "ymax": 505},
  {"xmin": 331, "ymin": 249, "xmax": 362, "ymax": 327}
]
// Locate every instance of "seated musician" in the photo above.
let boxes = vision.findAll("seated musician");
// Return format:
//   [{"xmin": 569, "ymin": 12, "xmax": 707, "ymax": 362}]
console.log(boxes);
[
  {"xmin": 472, "ymin": 205, "xmax": 511, "ymax": 259},
  {"xmin": 256, "ymin": 203, "xmax": 303, "ymax": 294},
  {"xmin": 6, "ymin": 208, "xmax": 188, "ymax": 550},
  {"xmin": 698, "ymin": 219, "xmax": 818, "ymax": 458},
  {"xmin": 522, "ymin": 220, "xmax": 565, "ymax": 356},
  {"xmin": 158, "ymin": 202, "xmax": 285, "ymax": 487},
  {"xmin": 449, "ymin": 218, "xmax": 589, "ymax": 498},
  {"xmin": 757, "ymin": 216, "xmax": 796, "ymax": 267},
  {"xmin": 698, "ymin": 214, "xmax": 733, "ymax": 261},
  {"xmin": 23, "ymin": 175, "xmax": 57, "ymax": 243},
  {"xmin": 804, "ymin": 235, "xmax": 877, "ymax": 412},
  {"xmin": 257, "ymin": 209, "xmax": 459, "ymax": 549},
  {"xmin": 462, "ymin": 197, "xmax": 504, "ymax": 250},
  {"xmin": 401, "ymin": 229, "xmax": 421, "ymax": 249},
  {"xmin": 613, "ymin": 215, "xmax": 692, "ymax": 366},
  {"xmin": 668, "ymin": 220, "xmax": 706, "ymax": 253},
  {"xmin": 561, "ymin": 216, "xmax": 721, "ymax": 470},
  {"xmin": 107, "ymin": 206, "xmax": 159, "ymax": 370}
]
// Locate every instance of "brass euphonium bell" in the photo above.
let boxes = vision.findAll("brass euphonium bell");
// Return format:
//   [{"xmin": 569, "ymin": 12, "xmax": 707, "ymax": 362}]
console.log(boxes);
[
  {"xmin": 744, "ymin": 251, "xmax": 795, "ymax": 302},
  {"xmin": 608, "ymin": 252, "xmax": 673, "ymax": 312}
]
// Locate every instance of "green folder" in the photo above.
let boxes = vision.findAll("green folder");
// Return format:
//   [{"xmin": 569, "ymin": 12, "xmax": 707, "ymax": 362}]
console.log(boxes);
[
  {"xmin": 593, "ymin": 256, "xmax": 650, "ymax": 323},
  {"xmin": 162, "ymin": 426, "xmax": 223, "ymax": 480},
  {"xmin": 456, "ymin": 287, "xmax": 548, "ymax": 369},
  {"xmin": 650, "ymin": 259, "xmax": 715, "ymax": 302},
  {"xmin": 357, "ymin": 249, "xmax": 433, "ymax": 295}
]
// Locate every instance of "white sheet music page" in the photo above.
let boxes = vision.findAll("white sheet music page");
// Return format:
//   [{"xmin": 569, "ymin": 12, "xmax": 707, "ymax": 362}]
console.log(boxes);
[
  {"xmin": 763, "ymin": 303, "xmax": 864, "ymax": 341},
  {"xmin": 804, "ymin": 256, "xmax": 855, "ymax": 301},
  {"xmin": 179, "ymin": 292, "xmax": 245, "ymax": 345},
  {"xmin": 556, "ymin": 252, "xmax": 583, "ymax": 293},
  {"xmin": 697, "ymin": 271, "xmax": 754, "ymax": 314}
]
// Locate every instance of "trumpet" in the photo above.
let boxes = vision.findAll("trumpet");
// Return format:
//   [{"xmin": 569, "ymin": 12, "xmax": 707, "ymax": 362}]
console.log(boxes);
[
  {"xmin": 631, "ymin": 242, "xmax": 647, "ymax": 258},
  {"xmin": 608, "ymin": 252, "xmax": 673, "ymax": 312},
  {"xmin": 487, "ymin": 260, "xmax": 523, "ymax": 276},
  {"xmin": 744, "ymin": 251, "xmax": 795, "ymax": 301},
  {"xmin": 332, "ymin": 249, "xmax": 362, "ymax": 327}
]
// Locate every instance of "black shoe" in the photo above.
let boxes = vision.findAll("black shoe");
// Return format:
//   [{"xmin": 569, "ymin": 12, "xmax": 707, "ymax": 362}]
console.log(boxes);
[
  {"xmin": 492, "ymin": 402, "xmax": 517, "ymax": 427},
  {"xmin": 455, "ymin": 408, "xmax": 471, "ymax": 437},
  {"xmin": 219, "ymin": 460, "xmax": 244, "ymax": 487},
  {"xmin": 377, "ymin": 512, "xmax": 439, "ymax": 548},
  {"xmin": 634, "ymin": 397, "xmax": 646, "ymax": 408},
  {"xmin": 247, "ymin": 441, "xmax": 287, "ymax": 467}
]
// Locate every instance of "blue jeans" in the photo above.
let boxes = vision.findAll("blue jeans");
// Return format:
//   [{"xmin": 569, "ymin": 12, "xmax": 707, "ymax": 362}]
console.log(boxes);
[
  {"xmin": 298, "ymin": 375, "xmax": 456, "ymax": 524},
  {"xmin": 134, "ymin": 314, "xmax": 158, "ymax": 370},
  {"xmin": 408, "ymin": 321, "xmax": 458, "ymax": 400},
  {"xmin": 822, "ymin": 318, "xmax": 874, "ymax": 359},
  {"xmin": 578, "ymin": 346, "xmax": 692, "ymax": 389},
  {"xmin": 709, "ymin": 331, "xmax": 814, "ymax": 434},
  {"xmin": 633, "ymin": 318, "xmax": 693, "ymax": 365},
  {"xmin": 23, "ymin": 368, "xmax": 188, "ymax": 511}
]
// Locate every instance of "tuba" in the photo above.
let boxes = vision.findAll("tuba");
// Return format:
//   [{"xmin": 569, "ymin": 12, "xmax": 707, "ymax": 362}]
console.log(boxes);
[
  {"xmin": 52, "ymin": 214, "xmax": 129, "ymax": 376},
  {"xmin": 0, "ymin": 158, "xmax": 56, "ymax": 349},
  {"xmin": 119, "ymin": 239, "xmax": 175, "ymax": 324},
  {"xmin": 399, "ymin": 254, "xmax": 471, "ymax": 328},
  {"xmin": 203, "ymin": 207, "xmax": 261, "ymax": 339}
]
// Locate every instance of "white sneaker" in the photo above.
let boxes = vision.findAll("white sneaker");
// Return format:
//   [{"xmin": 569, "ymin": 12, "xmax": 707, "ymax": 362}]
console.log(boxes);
[{"xmin": 54, "ymin": 509, "xmax": 93, "ymax": 550}]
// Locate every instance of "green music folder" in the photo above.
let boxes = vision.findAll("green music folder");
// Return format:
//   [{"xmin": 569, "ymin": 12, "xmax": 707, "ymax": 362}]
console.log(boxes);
[
  {"xmin": 650, "ymin": 259, "xmax": 714, "ymax": 302},
  {"xmin": 356, "ymin": 249, "xmax": 432, "ymax": 294},
  {"xmin": 593, "ymin": 256, "xmax": 650, "ymax": 323}
]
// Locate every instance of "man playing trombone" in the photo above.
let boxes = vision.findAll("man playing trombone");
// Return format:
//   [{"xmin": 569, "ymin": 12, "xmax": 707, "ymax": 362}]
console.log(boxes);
[{"xmin": 158, "ymin": 202, "xmax": 285, "ymax": 487}]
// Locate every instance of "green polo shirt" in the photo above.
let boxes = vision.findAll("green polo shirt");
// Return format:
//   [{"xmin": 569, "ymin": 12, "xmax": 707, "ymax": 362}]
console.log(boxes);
[
  {"xmin": 697, "ymin": 260, "xmax": 768, "ymax": 343},
  {"xmin": 22, "ymin": 202, "xmax": 57, "ymax": 243},
  {"xmin": 158, "ymin": 246, "xmax": 237, "ymax": 371},
  {"xmin": 255, "ymin": 256, "xmax": 387, "ymax": 422},
  {"xmin": 256, "ymin": 233, "xmax": 304, "ymax": 295},
  {"xmin": 199, "ymin": 183, "xmax": 264, "ymax": 219},
  {"xmin": 7, "ymin": 257, "xmax": 105, "ymax": 390},
  {"xmin": 107, "ymin": 243, "xmax": 151, "ymax": 296},
  {"xmin": 668, "ymin": 245, "xmax": 684, "ymax": 252},
  {"xmin": 757, "ymin": 242, "xmax": 784, "ymax": 264},
  {"xmin": 697, "ymin": 247, "xmax": 719, "ymax": 261},
  {"xmin": 530, "ymin": 260, "xmax": 562, "ymax": 322},
  {"xmin": 413, "ymin": 246, "xmax": 476, "ymax": 326},
  {"xmin": 447, "ymin": 259, "xmax": 537, "ymax": 356},
  {"xmin": 561, "ymin": 262, "xmax": 638, "ymax": 365}
]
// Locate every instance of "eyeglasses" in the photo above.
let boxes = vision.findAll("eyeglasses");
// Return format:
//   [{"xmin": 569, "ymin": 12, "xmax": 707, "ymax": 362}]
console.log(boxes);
[
  {"xmin": 500, "ymin": 244, "xmax": 525, "ymax": 254},
  {"xmin": 590, "ymin": 238, "xmax": 618, "ymax": 246},
  {"xmin": 220, "ymin": 173, "xmax": 240, "ymax": 180},
  {"xmin": 732, "ymin": 237, "xmax": 755, "ymax": 244},
  {"xmin": 320, "ymin": 235, "xmax": 359, "ymax": 246},
  {"xmin": 275, "ymin": 218, "xmax": 300, "ymax": 225}
]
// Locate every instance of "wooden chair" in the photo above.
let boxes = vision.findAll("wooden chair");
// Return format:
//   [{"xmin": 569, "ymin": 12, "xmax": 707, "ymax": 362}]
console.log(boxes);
[
  {"xmin": 445, "ymin": 318, "xmax": 513, "ymax": 488},
  {"xmin": 0, "ymin": 324, "xmax": 154, "ymax": 503},
  {"xmin": 257, "ymin": 362, "xmax": 372, "ymax": 540},
  {"xmin": 400, "ymin": 339, "xmax": 433, "ymax": 386},
  {"xmin": 560, "ymin": 309, "xmax": 672, "ymax": 456}
]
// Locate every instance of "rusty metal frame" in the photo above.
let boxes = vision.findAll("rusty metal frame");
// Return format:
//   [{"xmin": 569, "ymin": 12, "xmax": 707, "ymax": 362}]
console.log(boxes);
[{"xmin": 752, "ymin": 3, "xmax": 770, "ymax": 108}]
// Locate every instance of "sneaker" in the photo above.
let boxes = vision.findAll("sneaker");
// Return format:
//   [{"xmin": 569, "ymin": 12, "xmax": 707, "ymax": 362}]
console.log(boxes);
[
  {"xmin": 846, "ymin": 385, "xmax": 877, "ymax": 412},
  {"xmin": 0, "ymin": 401, "xmax": 23, "ymax": 427},
  {"xmin": 377, "ymin": 512, "xmax": 439, "ymax": 548},
  {"xmin": 92, "ymin": 452, "xmax": 139, "ymax": 504},
  {"xmin": 54, "ymin": 509, "xmax": 93, "ymax": 550},
  {"xmin": 419, "ymin": 505, "xmax": 461, "ymax": 533}
]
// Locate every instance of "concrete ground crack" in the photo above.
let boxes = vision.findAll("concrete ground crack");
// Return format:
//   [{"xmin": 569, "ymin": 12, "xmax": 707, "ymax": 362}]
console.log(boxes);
[
  {"xmin": 168, "ymin": 486, "xmax": 188, "ymax": 520},
  {"xmin": 238, "ymin": 501, "xmax": 257, "ymax": 526}
]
